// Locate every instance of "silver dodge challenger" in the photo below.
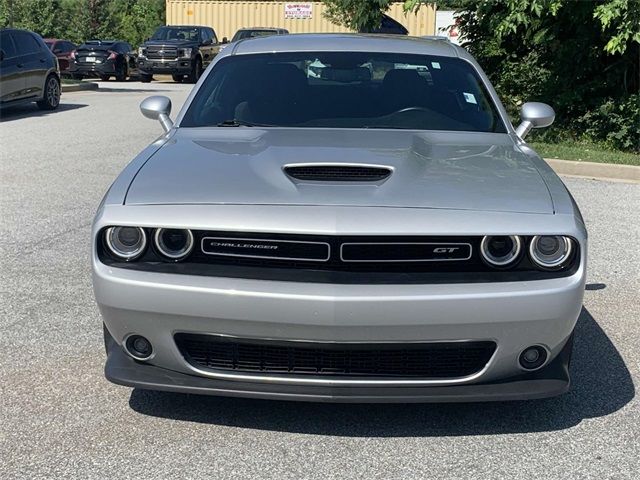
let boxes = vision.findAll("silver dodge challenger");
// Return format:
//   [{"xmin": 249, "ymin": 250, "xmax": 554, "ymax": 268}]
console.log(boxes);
[{"xmin": 93, "ymin": 34, "xmax": 587, "ymax": 402}]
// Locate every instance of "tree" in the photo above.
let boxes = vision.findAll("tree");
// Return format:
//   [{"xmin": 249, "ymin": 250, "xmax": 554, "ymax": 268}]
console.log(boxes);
[
  {"xmin": 323, "ymin": 0, "xmax": 393, "ymax": 32},
  {"xmin": 405, "ymin": 0, "xmax": 639, "ymax": 151}
]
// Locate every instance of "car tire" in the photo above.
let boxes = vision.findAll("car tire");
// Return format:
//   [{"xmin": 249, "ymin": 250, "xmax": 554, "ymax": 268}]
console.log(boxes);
[
  {"xmin": 172, "ymin": 74, "xmax": 184, "ymax": 83},
  {"xmin": 100, "ymin": 74, "xmax": 110, "ymax": 81},
  {"xmin": 36, "ymin": 75, "xmax": 61, "ymax": 111},
  {"xmin": 115, "ymin": 63, "xmax": 128, "ymax": 82},
  {"xmin": 188, "ymin": 57, "xmax": 202, "ymax": 83},
  {"xmin": 140, "ymin": 74, "xmax": 153, "ymax": 83}
]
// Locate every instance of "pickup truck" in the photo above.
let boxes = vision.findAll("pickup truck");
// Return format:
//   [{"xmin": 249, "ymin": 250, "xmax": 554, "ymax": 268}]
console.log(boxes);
[{"xmin": 137, "ymin": 25, "xmax": 223, "ymax": 83}]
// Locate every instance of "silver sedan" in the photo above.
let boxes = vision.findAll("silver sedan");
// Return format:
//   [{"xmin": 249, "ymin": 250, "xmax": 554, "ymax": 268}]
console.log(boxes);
[{"xmin": 92, "ymin": 34, "xmax": 586, "ymax": 402}]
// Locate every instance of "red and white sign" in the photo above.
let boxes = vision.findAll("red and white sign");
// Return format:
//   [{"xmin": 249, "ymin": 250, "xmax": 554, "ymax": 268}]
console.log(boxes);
[{"xmin": 284, "ymin": 3, "xmax": 313, "ymax": 19}]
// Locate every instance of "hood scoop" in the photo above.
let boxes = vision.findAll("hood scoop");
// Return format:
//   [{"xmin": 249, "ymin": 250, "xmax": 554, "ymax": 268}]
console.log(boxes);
[{"xmin": 284, "ymin": 164, "xmax": 392, "ymax": 182}]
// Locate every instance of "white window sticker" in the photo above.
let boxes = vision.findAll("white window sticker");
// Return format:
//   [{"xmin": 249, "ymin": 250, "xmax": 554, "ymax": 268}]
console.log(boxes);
[
  {"xmin": 431, "ymin": 62, "xmax": 441, "ymax": 69},
  {"xmin": 463, "ymin": 92, "xmax": 477, "ymax": 104}
]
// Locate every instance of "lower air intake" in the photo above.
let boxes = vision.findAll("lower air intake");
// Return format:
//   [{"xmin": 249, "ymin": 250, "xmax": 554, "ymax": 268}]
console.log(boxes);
[{"xmin": 175, "ymin": 334, "xmax": 496, "ymax": 379}]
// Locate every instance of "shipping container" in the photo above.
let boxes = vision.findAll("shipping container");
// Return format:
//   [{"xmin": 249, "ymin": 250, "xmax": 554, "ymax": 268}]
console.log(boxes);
[{"xmin": 166, "ymin": 1, "xmax": 436, "ymax": 41}]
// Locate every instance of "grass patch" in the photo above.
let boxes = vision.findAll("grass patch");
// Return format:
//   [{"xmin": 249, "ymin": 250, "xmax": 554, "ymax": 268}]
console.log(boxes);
[{"xmin": 530, "ymin": 141, "xmax": 640, "ymax": 166}]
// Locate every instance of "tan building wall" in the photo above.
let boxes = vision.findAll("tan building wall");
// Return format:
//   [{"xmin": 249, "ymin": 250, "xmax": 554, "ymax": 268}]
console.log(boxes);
[{"xmin": 166, "ymin": 1, "xmax": 436, "ymax": 41}]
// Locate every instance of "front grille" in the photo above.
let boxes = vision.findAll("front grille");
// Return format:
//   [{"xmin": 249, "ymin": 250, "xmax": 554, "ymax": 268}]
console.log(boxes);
[
  {"xmin": 175, "ymin": 334, "xmax": 496, "ymax": 378},
  {"xmin": 284, "ymin": 165, "xmax": 392, "ymax": 182},
  {"xmin": 146, "ymin": 46, "xmax": 178, "ymax": 60}
]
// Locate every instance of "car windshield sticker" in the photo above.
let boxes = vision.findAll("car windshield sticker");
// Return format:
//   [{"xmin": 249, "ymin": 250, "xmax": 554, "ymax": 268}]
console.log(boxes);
[
  {"xmin": 431, "ymin": 62, "xmax": 441, "ymax": 69},
  {"xmin": 463, "ymin": 92, "xmax": 477, "ymax": 104}
]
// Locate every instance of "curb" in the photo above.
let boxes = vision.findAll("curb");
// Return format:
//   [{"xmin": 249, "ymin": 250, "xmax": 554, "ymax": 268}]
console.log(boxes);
[
  {"xmin": 545, "ymin": 158, "xmax": 640, "ymax": 183},
  {"xmin": 62, "ymin": 82, "xmax": 99, "ymax": 93}
]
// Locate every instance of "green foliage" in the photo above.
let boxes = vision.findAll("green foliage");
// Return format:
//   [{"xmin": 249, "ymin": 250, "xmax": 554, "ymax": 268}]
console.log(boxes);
[
  {"xmin": 323, "ymin": 0, "xmax": 393, "ymax": 32},
  {"xmin": 405, "ymin": 0, "xmax": 639, "ymax": 152},
  {"xmin": 0, "ymin": 0, "xmax": 165, "ymax": 46}
]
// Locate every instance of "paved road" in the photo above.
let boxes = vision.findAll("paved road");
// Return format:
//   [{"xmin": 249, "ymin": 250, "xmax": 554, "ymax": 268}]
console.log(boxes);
[{"xmin": 1, "ymin": 84, "xmax": 639, "ymax": 479}]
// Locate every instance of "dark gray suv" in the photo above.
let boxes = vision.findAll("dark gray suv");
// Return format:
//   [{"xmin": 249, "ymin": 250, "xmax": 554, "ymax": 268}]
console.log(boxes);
[{"xmin": 0, "ymin": 28, "xmax": 61, "ymax": 110}]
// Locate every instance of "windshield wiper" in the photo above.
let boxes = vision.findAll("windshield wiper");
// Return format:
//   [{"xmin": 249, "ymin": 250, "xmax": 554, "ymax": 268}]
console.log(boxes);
[{"xmin": 217, "ymin": 119, "xmax": 262, "ymax": 127}]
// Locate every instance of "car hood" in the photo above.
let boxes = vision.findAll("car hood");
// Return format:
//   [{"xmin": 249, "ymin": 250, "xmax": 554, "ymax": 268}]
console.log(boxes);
[
  {"xmin": 143, "ymin": 39, "xmax": 198, "ymax": 47},
  {"xmin": 125, "ymin": 128, "xmax": 553, "ymax": 214}
]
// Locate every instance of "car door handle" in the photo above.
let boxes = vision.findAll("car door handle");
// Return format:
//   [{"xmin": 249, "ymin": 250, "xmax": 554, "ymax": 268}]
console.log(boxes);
[
  {"xmin": 16, "ymin": 63, "xmax": 23, "ymax": 68},
  {"xmin": 39, "ymin": 58, "xmax": 46, "ymax": 63}
]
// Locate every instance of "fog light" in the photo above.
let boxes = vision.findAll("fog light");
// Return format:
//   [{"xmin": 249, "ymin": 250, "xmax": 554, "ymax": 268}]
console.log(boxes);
[
  {"xmin": 125, "ymin": 335, "xmax": 153, "ymax": 360},
  {"xmin": 519, "ymin": 345, "xmax": 547, "ymax": 370}
]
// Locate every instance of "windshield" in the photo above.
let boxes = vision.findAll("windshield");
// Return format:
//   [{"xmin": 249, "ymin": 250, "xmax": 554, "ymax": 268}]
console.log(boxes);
[
  {"xmin": 151, "ymin": 27, "xmax": 199, "ymax": 41},
  {"xmin": 232, "ymin": 30, "xmax": 278, "ymax": 42},
  {"xmin": 181, "ymin": 52, "xmax": 506, "ymax": 133}
]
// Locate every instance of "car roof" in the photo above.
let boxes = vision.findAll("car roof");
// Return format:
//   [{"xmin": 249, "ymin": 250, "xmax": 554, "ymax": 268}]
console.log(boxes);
[
  {"xmin": 231, "ymin": 33, "xmax": 462, "ymax": 58},
  {"xmin": 238, "ymin": 27, "xmax": 281, "ymax": 31}
]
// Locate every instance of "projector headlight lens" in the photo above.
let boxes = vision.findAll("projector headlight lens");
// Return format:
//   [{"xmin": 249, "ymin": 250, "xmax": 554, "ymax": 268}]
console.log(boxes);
[
  {"xmin": 530, "ymin": 235, "xmax": 573, "ymax": 269},
  {"xmin": 154, "ymin": 228, "xmax": 194, "ymax": 260},
  {"xmin": 480, "ymin": 235, "xmax": 522, "ymax": 267},
  {"xmin": 105, "ymin": 227, "xmax": 147, "ymax": 260}
]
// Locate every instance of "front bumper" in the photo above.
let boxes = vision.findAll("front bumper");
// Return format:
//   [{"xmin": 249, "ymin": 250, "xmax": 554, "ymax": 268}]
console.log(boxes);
[
  {"xmin": 137, "ymin": 58, "xmax": 193, "ymax": 75},
  {"xmin": 105, "ymin": 327, "xmax": 573, "ymax": 402},
  {"xmin": 95, "ymin": 257, "xmax": 584, "ymax": 402}
]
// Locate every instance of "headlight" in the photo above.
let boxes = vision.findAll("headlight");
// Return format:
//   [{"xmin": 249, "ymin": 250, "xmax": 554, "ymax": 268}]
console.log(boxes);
[
  {"xmin": 154, "ymin": 228, "xmax": 194, "ymax": 260},
  {"xmin": 138, "ymin": 47, "xmax": 146, "ymax": 57},
  {"xmin": 179, "ymin": 48, "xmax": 192, "ymax": 58},
  {"xmin": 104, "ymin": 227, "xmax": 147, "ymax": 261},
  {"xmin": 480, "ymin": 235, "xmax": 522, "ymax": 267},
  {"xmin": 529, "ymin": 235, "xmax": 573, "ymax": 269}
]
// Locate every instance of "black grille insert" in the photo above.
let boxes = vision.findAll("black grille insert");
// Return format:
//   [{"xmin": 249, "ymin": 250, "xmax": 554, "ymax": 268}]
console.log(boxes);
[
  {"xmin": 175, "ymin": 334, "xmax": 496, "ymax": 378},
  {"xmin": 284, "ymin": 165, "xmax": 392, "ymax": 182}
]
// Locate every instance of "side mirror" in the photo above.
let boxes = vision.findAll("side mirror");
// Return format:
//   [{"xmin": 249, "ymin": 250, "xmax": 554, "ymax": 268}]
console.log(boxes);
[
  {"xmin": 53, "ymin": 48, "xmax": 62, "ymax": 54},
  {"xmin": 222, "ymin": 37, "xmax": 229, "ymax": 44},
  {"xmin": 203, "ymin": 38, "xmax": 213, "ymax": 45},
  {"xmin": 516, "ymin": 102, "xmax": 555, "ymax": 139},
  {"xmin": 140, "ymin": 95, "xmax": 173, "ymax": 133}
]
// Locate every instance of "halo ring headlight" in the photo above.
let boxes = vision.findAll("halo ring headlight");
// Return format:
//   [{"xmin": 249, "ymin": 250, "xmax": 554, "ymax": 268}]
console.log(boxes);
[
  {"xmin": 104, "ymin": 226, "xmax": 147, "ymax": 261},
  {"xmin": 154, "ymin": 228, "xmax": 194, "ymax": 260},
  {"xmin": 529, "ymin": 235, "xmax": 572, "ymax": 269},
  {"xmin": 480, "ymin": 235, "xmax": 522, "ymax": 267}
]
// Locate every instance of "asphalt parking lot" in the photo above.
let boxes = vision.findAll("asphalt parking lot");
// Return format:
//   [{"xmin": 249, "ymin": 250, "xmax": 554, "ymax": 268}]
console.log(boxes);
[{"xmin": 1, "ymin": 83, "xmax": 639, "ymax": 479}]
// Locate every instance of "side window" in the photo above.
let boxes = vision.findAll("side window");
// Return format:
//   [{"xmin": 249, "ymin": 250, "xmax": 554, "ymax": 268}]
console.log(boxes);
[
  {"xmin": 0, "ymin": 32, "xmax": 18, "ymax": 59},
  {"xmin": 124, "ymin": 43, "xmax": 132, "ymax": 53},
  {"xmin": 65, "ymin": 42, "xmax": 75, "ymax": 52},
  {"xmin": 13, "ymin": 32, "xmax": 42, "ymax": 55},
  {"xmin": 210, "ymin": 28, "xmax": 218, "ymax": 44},
  {"xmin": 200, "ymin": 29, "xmax": 207, "ymax": 43}
]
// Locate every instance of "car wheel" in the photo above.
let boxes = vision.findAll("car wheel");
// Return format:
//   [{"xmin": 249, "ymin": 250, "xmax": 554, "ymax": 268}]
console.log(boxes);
[
  {"xmin": 172, "ymin": 74, "xmax": 184, "ymax": 83},
  {"xmin": 115, "ymin": 63, "xmax": 128, "ymax": 82},
  {"xmin": 188, "ymin": 57, "xmax": 202, "ymax": 83},
  {"xmin": 140, "ymin": 74, "xmax": 153, "ymax": 83},
  {"xmin": 100, "ymin": 74, "xmax": 110, "ymax": 81},
  {"xmin": 36, "ymin": 75, "xmax": 61, "ymax": 111}
]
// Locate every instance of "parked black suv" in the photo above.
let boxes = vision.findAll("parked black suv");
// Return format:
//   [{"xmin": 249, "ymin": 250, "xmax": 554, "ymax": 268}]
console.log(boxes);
[
  {"xmin": 138, "ymin": 25, "xmax": 222, "ymax": 83},
  {"xmin": 0, "ymin": 28, "xmax": 61, "ymax": 110}
]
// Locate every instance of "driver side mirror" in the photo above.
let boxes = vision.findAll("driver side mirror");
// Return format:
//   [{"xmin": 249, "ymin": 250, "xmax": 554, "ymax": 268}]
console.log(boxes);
[
  {"xmin": 515, "ymin": 102, "xmax": 555, "ymax": 139},
  {"xmin": 202, "ymin": 38, "xmax": 213, "ymax": 45},
  {"xmin": 140, "ymin": 95, "xmax": 173, "ymax": 133},
  {"xmin": 222, "ymin": 37, "xmax": 229, "ymax": 44}
]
